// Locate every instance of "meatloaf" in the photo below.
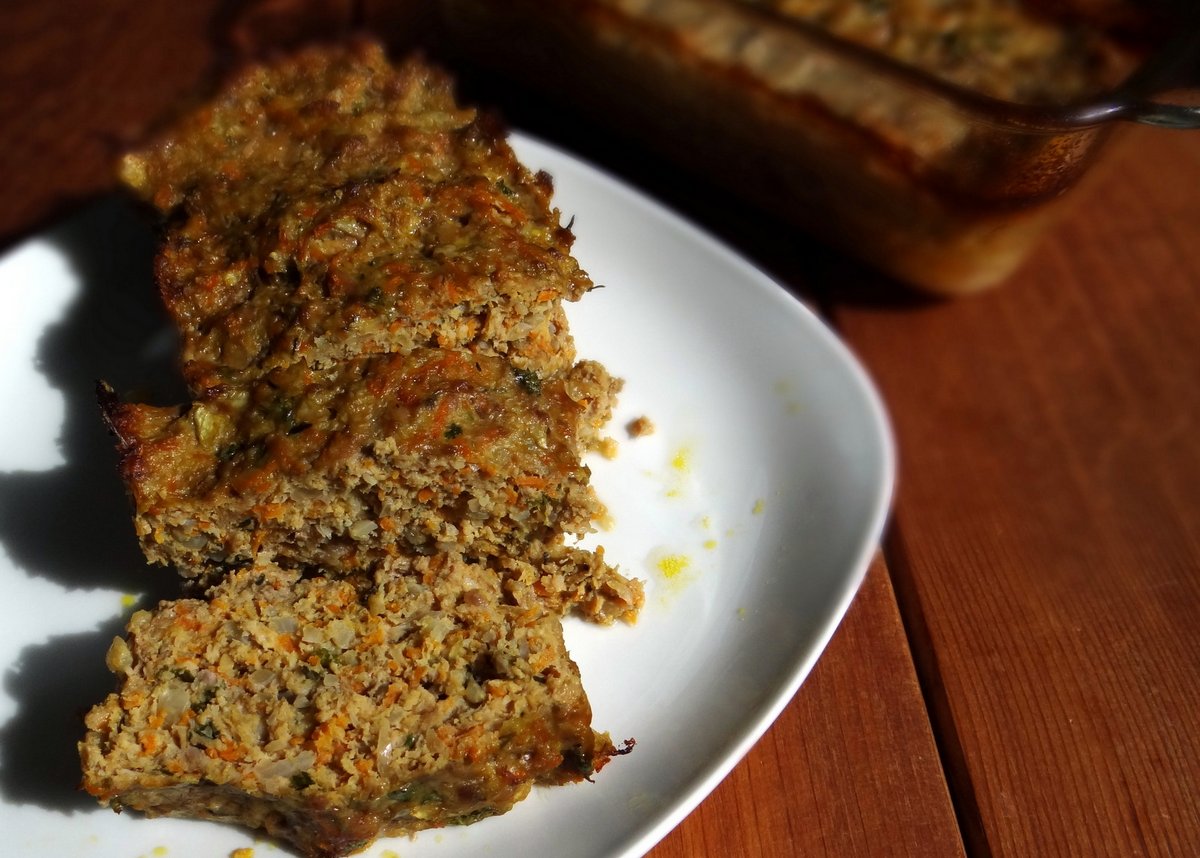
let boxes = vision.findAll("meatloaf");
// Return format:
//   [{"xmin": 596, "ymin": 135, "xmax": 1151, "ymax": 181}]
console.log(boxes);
[
  {"xmin": 80, "ymin": 560, "xmax": 623, "ymax": 858},
  {"xmin": 101, "ymin": 348, "xmax": 622, "ymax": 579},
  {"xmin": 119, "ymin": 41, "xmax": 591, "ymax": 390},
  {"xmin": 741, "ymin": 0, "xmax": 1134, "ymax": 104}
]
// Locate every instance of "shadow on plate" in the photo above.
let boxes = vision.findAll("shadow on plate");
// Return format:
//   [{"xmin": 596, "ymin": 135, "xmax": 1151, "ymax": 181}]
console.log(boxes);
[{"xmin": 0, "ymin": 197, "xmax": 183, "ymax": 811}]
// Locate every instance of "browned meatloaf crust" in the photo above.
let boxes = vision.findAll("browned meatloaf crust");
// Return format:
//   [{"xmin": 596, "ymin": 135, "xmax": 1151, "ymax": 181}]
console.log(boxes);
[
  {"xmin": 119, "ymin": 41, "xmax": 591, "ymax": 390},
  {"xmin": 101, "ymin": 348, "xmax": 623, "ymax": 579},
  {"xmin": 80, "ymin": 560, "xmax": 624, "ymax": 858}
]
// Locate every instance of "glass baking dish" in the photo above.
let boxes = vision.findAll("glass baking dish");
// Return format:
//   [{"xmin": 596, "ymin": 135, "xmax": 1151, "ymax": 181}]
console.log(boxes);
[{"xmin": 434, "ymin": 0, "xmax": 1200, "ymax": 294}]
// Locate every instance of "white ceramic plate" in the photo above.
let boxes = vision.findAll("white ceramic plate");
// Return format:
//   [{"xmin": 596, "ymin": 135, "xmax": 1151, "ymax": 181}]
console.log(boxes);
[{"xmin": 0, "ymin": 135, "xmax": 893, "ymax": 858}]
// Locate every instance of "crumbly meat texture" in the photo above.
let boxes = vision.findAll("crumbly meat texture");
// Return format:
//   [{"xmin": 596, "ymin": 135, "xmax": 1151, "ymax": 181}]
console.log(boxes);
[
  {"xmin": 101, "ymin": 350, "xmax": 622, "ymax": 577},
  {"xmin": 499, "ymin": 541, "xmax": 642, "ymax": 625},
  {"xmin": 120, "ymin": 41, "xmax": 591, "ymax": 389},
  {"xmin": 80, "ymin": 562, "xmax": 620, "ymax": 858}
]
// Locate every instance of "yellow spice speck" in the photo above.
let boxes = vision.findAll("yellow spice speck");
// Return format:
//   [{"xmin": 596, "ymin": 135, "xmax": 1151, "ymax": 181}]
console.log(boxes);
[
  {"xmin": 152, "ymin": 849, "xmax": 168, "ymax": 858},
  {"xmin": 381, "ymin": 851, "xmax": 402, "ymax": 858},
  {"xmin": 752, "ymin": 499, "xmax": 765, "ymax": 515},
  {"xmin": 231, "ymin": 848, "xmax": 254, "ymax": 858},
  {"xmin": 670, "ymin": 445, "xmax": 691, "ymax": 473},
  {"xmin": 121, "ymin": 593, "xmax": 138, "ymax": 609},
  {"xmin": 657, "ymin": 554, "xmax": 691, "ymax": 579},
  {"xmin": 703, "ymin": 539, "xmax": 718, "ymax": 550}
]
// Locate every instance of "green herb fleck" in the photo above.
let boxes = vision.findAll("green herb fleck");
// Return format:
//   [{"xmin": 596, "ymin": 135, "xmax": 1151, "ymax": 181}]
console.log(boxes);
[
  {"xmin": 192, "ymin": 721, "xmax": 220, "ymax": 742},
  {"xmin": 444, "ymin": 423, "xmax": 463, "ymax": 439},
  {"xmin": 266, "ymin": 396, "xmax": 296, "ymax": 428},
  {"xmin": 450, "ymin": 807, "xmax": 499, "ymax": 826},
  {"xmin": 388, "ymin": 782, "xmax": 442, "ymax": 804},
  {"xmin": 191, "ymin": 687, "xmax": 217, "ymax": 712},
  {"xmin": 300, "ymin": 665, "xmax": 322, "ymax": 682},
  {"xmin": 940, "ymin": 30, "xmax": 967, "ymax": 62},
  {"xmin": 513, "ymin": 368, "xmax": 541, "ymax": 395},
  {"xmin": 562, "ymin": 744, "xmax": 595, "ymax": 777},
  {"xmin": 291, "ymin": 772, "xmax": 314, "ymax": 790}
]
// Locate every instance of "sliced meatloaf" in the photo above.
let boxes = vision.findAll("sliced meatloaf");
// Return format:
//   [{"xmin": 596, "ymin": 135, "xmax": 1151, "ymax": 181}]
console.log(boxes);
[
  {"xmin": 119, "ymin": 41, "xmax": 591, "ymax": 390},
  {"xmin": 101, "ymin": 349, "xmax": 621, "ymax": 577},
  {"xmin": 80, "ymin": 560, "xmax": 623, "ymax": 858}
]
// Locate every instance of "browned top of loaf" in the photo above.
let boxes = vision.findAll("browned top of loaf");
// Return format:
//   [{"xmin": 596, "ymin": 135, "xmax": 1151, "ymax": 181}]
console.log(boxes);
[
  {"xmin": 102, "ymin": 349, "xmax": 611, "ymax": 512},
  {"xmin": 119, "ymin": 40, "xmax": 590, "ymax": 387}
]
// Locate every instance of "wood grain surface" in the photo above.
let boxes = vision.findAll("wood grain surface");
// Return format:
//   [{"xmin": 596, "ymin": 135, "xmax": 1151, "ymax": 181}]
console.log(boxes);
[
  {"xmin": 834, "ymin": 127, "xmax": 1200, "ymax": 857},
  {"xmin": 651, "ymin": 555, "xmax": 966, "ymax": 858},
  {"xmin": 4, "ymin": 3, "xmax": 1197, "ymax": 857}
]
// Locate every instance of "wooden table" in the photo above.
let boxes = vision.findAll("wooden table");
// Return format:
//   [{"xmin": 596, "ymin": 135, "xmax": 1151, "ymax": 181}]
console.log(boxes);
[{"xmin": 2, "ymin": 4, "xmax": 1197, "ymax": 856}]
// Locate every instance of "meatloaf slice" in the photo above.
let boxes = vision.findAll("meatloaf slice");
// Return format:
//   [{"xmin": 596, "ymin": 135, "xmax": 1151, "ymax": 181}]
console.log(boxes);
[
  {"xmin": 80, "ymin": 560, "xmax": 621, "ymax": 858},
  {"xmin": 101, "ymin": 349, "xmax": 620, "ymax": 577},
  {"xmin": 120, "ymin": 40, "xmax": 590, "ymax": 389}
]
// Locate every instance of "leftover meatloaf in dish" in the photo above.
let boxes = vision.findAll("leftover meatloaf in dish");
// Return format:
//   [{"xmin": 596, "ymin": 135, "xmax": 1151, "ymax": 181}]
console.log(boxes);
[
  {"xmin": 80, "ymin": 560, "xmax": 626, "ymax": 858},
  {"xmin": 739, "ymin": 0, "xmax": 1134, "ymax": 104}
]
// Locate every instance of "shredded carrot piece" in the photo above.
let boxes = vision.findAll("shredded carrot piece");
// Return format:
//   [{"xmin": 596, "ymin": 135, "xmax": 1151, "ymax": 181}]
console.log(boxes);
[
  {"xmin": 253, "ymin": 502, "xmax": 286, "ymax": 521},
  {"xmin": 530, "ymin": 648, "xmax": 555, "ymax": 673},
  {"xmin": 382, "ymin": 683, "xmax": 405, "ymax": 707},
  {"xmin": 311, "ymin": 714, "xmax": 350, "ymax": 764},
  {"xmin": 217, "ymin": 742, "xmax": 245, "ymax": 762},
  {"xmin": 174, "ymin": 606, "xmax": 203, "ymax": 632}
]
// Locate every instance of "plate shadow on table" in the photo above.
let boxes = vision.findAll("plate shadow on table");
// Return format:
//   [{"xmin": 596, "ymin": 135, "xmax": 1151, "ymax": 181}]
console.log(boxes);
[{"xmin": 0, "ymin": 197, "xmax": 184, "ymax": 811}]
